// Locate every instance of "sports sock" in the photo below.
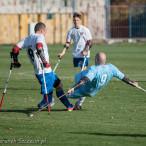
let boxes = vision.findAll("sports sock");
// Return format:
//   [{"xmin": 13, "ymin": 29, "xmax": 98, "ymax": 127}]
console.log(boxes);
[
  {"xmin": 44, "ymin": 94, "xmax": 53, "ymax": 103},
  {"xmin": 78, "ymin": 97, "xmax": 86, "ymax": 106},
  {"xmin": 56, "ymin": 90, "xmax": 72, "ymax": 108}
]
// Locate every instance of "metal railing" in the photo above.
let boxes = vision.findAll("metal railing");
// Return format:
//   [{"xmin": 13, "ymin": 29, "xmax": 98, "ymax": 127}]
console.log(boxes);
[{"xmin": 106, "ymin": 5, "xmax": 146, "ymax": 38}]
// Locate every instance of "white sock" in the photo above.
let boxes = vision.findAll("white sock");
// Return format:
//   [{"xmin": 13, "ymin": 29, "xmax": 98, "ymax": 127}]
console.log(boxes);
[{"xmin": 78, "ymin": 97, "xmax": 86, "ymax": 106}]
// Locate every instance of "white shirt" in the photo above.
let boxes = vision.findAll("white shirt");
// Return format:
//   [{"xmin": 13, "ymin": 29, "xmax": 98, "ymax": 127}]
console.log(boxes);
[
  {"xmin": 66, "ymin": 25, "xmax": 92, "ymax": 58},
  {"xmin": 16, "ymin": 33, "xmax": 52, "ymax": 75}
]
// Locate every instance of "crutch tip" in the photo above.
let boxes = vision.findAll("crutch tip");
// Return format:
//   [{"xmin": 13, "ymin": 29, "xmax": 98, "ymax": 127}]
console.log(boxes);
[{"xmin": 29, "ymin": 114, "xmax": 34, "ymax": 117}]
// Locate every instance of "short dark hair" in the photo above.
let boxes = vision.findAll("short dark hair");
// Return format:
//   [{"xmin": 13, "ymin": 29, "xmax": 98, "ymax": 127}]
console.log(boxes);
[
  {"xmin": 34, "ymin": 22, "xmax": 46, "ymax": 32},
  {"xmin": 73, "ymin": 12, "xmax": 82, "ymax": 19}
]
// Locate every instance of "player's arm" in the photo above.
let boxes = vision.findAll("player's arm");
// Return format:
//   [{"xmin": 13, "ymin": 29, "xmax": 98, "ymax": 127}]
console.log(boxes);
[
  {"xmin": 122, "ymin": 76, "xmax": 138, "ymax": 87},
  {"xmin": 58, "ymin": 42, "xmax": 70, "ymax": 59},
  {"xmin": 68, "ymin": 76, "xmax": 89, "ymax": 95},
  {"xmin": 36, "ymin": 42, "xmax": 50, "ymax": 68},
  {"xmin": 12, "ymin": 45, "xmax": 21, "ymax": 68},
  {"xmin": 82, "ymin": 40, "xmax": 92, "ymax": 56}
]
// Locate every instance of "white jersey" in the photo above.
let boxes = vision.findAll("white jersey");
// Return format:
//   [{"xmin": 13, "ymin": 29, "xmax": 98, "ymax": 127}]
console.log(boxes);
[
  {"xmin": 16, "ymin": 33, "xmax": 52, "ymax": 75},
  {"xmin": 66, "ymin": 25, "xmax": 92, "ymax": 58}
]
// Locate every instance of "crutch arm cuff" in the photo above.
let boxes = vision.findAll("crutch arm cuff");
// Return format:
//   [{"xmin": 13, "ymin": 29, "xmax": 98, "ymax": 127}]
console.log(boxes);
[
  {"xmin": 64, "ymin": 44, "xmax": 69, "ymax": 49},
  {"xmin": 122, "ymin": 76, "xmax": 134, "ymax": 86},
  {"xmin": 43, "ymin": 61, "xmax": 50, "ymax": 68},
  {"xmin": 86, "ymin": 40, "xmax": 92, "ymax": 51},
  {"xmin": 74, "ymin": 76, "xmax": 89, "ymax": 90}
]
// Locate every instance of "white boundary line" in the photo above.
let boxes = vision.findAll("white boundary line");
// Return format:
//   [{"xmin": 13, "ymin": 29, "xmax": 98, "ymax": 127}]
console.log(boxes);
[
  {"xmin": 17, "ymin": 71, "xmax": 146, "ymax": 80},
  {"xmin": 17, "ymin": 71, "xmax": 74, "ymax": 78}
]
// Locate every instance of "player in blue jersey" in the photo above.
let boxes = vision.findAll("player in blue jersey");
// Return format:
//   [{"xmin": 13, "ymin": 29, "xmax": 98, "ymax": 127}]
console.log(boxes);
[{"xmin": 68, "ymin": 52, "xmax": 138, "ymax": 109}]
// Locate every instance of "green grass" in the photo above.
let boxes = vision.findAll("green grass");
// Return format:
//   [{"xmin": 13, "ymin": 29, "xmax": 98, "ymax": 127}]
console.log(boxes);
[{"xmin": 0, "ymin": 43, "xmax": 146, "ymax": 146}]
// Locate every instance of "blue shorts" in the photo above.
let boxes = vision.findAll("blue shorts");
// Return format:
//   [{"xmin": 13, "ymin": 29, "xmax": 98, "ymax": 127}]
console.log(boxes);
[
  {"xmin": 36, "ymin": 72, "xmax": 58, "ymax": 95},
  {"xmin": 73, "ymin": 57, "xmax": 89, "ymax": 67}
]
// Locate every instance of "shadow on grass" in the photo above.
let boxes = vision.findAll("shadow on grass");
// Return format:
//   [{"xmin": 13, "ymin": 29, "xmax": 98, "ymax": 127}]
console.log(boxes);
[
  {"xmin": 0, "ymin": 108, "xmax": 38, "ymax": 116},
  {"xmin": 0, "ymin": 87, "xmax": 39, "ymax": 91},
  {"xmin": 68, "ymin": 132, "xmax": 146, "ymax": 137},
  {"xmin": 0, "ymin": 108, "xmax": 66, "ymax": 116}
]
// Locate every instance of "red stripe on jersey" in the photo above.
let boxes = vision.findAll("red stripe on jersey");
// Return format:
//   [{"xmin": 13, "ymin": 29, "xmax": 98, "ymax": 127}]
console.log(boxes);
[
  {"xmin": 87, "ymin": 40, "xmax": 91, "ymax": 44},
  {"xmin": 12, "ymin": 45, "xmax": 20, "ymax": 53},
  {"xmin": 36, "ymin": 42, "xmax": 43, "ymax": 50},
  {"xmin": 86, "ymin": 40, "xmax": 91, "ymax": 47},
  {"xmin": 66, "ymin": 42, "xmax": 70, "ymax": 45}
]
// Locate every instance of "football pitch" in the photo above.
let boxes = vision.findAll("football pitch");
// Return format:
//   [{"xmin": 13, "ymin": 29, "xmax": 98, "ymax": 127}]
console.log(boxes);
[{"xmin": 0, "ymin": 43, "xmax": 146, "ymax": 146}]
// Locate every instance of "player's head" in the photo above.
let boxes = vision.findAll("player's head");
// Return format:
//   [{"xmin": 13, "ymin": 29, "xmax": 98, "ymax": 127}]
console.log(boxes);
[
  {"xmin": 34, "ymin": 22, "xmax": 47, "ymax": 36},
  {"xmin": 73, "ymin": 12, "xmax": 82, "ymax": 28},
  {"xmin": 95, "ymin": 52, "xmax": 106, "ymax": 65}
]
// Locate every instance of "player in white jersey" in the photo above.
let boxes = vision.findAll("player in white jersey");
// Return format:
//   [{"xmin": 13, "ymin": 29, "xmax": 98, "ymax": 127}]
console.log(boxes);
[
  {"xmin": 67, "ymin": 52, "xmax": 138, "ymax": 109},
  {"xmin": 58, "ymin": 12, "xmax": 92, "ymax": 109},
  {"xmin": 58, "ymin": 12, "xmax": 92, "ymax": 70},
  {"xmin": 11, "ymin": 22, "xmax": 74, "ymax": 111}
]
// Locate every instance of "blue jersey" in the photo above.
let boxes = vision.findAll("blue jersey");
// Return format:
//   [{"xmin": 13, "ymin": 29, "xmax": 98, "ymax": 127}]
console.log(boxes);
[{"xmin": 68, "ymin": 64, "xmax": 124, "ymax": 99}]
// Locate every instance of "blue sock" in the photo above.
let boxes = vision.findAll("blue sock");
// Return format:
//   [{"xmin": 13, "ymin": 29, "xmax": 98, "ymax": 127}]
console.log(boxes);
[
  {"xmin": 44, "ymin": 94, "xmax": 53, "ymax": 103},
  {"xmin": 56, "ymin": 90, "xmax": 72, "ymax": 108}
]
